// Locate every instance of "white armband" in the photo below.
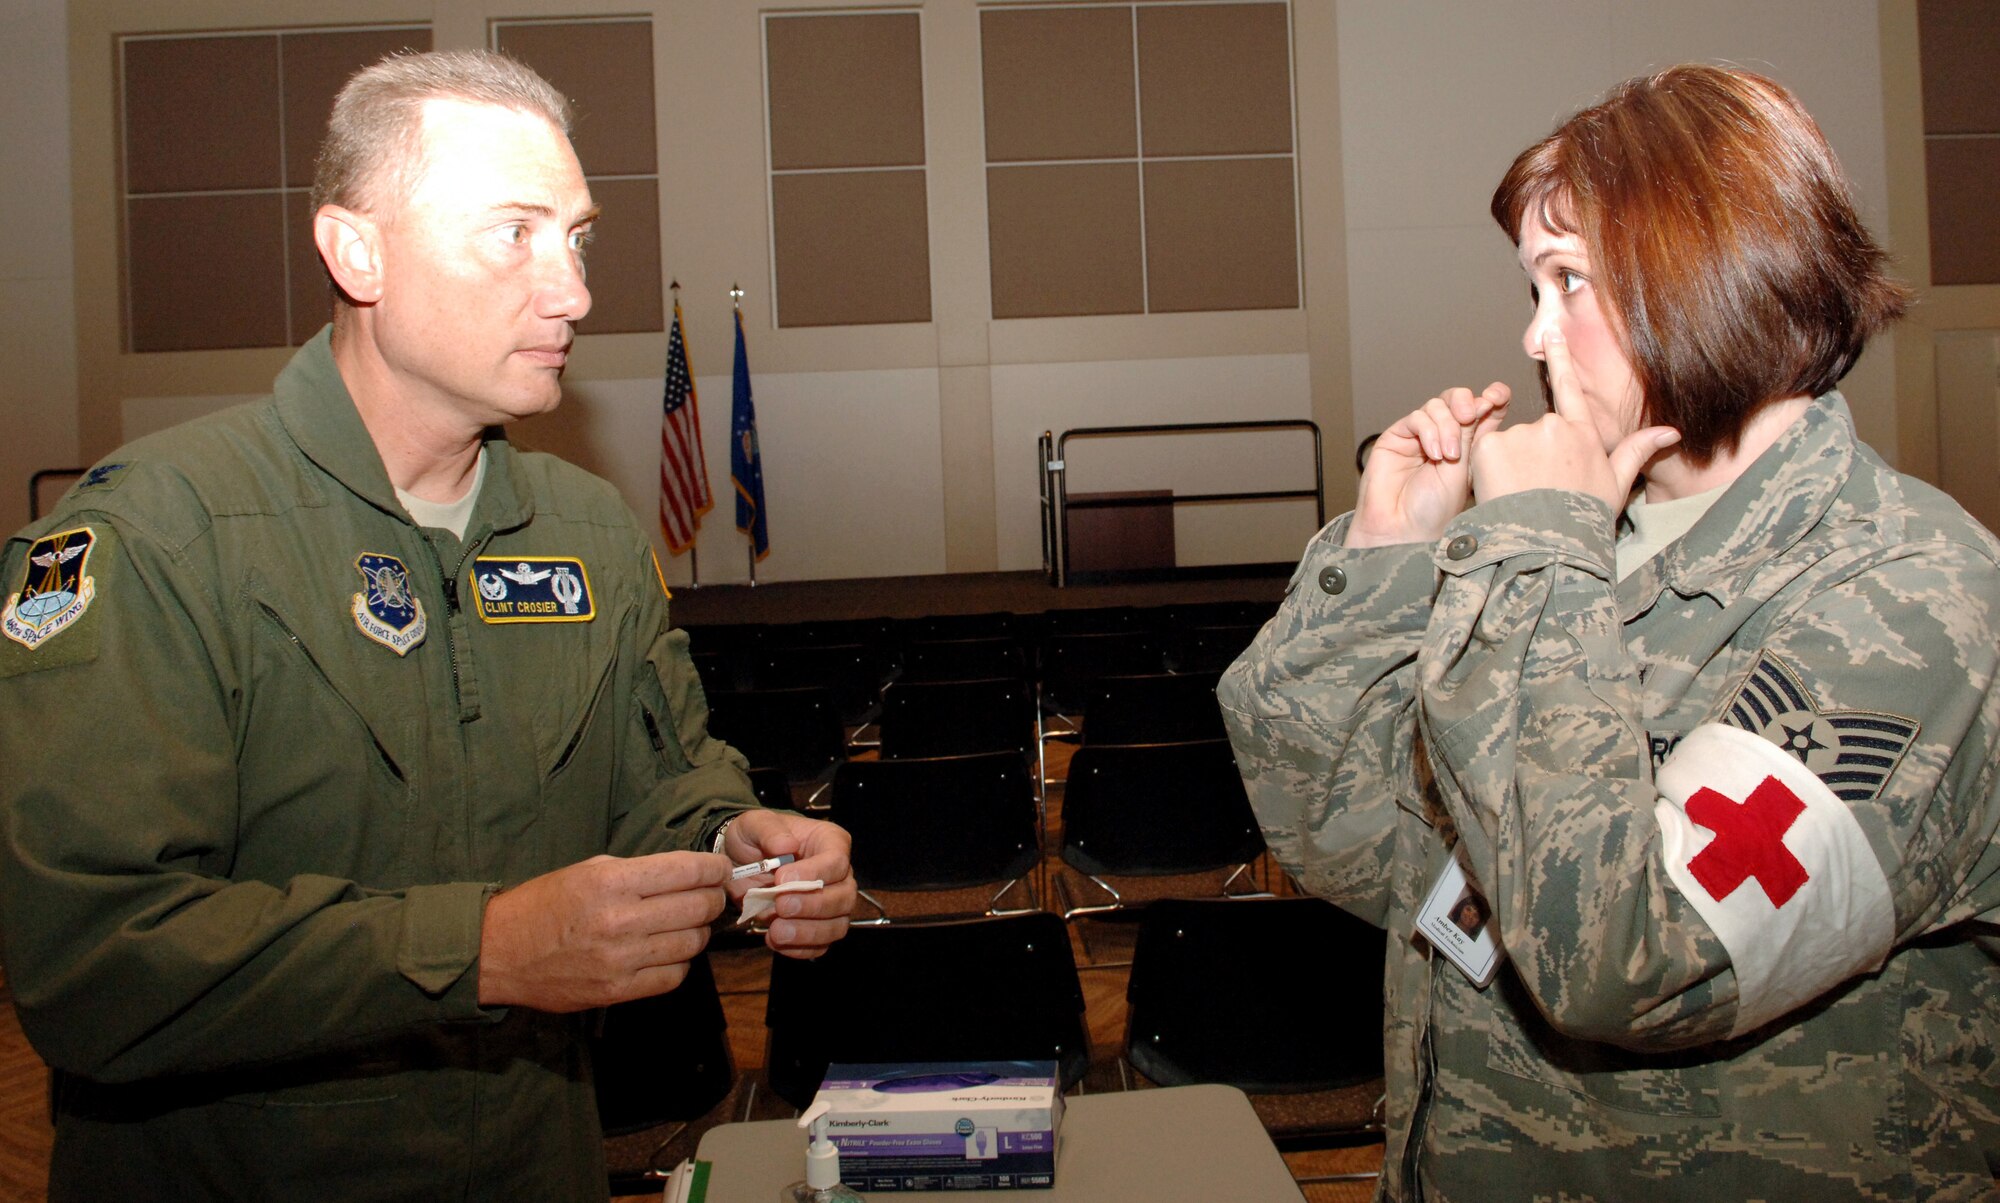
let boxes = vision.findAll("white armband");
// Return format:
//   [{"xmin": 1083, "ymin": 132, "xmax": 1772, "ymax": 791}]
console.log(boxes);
[{"xmin": 1654, "ymin": 723, "xmax": 1894, "ymax": 1037}]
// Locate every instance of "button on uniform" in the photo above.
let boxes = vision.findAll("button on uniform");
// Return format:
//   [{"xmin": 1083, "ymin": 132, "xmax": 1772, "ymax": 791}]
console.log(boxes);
[
  {"xmin": 1318, "ymin": 566, "xmax": 1347, "ymax": 595},
  {"xmin": 1446, "ymin": 535, "xmax": 1478, "ymax": 561}
]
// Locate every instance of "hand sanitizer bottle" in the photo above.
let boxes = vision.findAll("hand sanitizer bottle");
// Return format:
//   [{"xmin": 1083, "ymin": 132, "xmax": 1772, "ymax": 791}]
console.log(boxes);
[{"xmin": 782, "ymin": 1099, "xmax": 864, "ymax": 1203}]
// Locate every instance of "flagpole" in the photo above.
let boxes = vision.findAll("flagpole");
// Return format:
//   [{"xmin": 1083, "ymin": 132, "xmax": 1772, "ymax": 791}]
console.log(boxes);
[
  {"xmin": 671, "ymin": 279, "xmax": 701, "ymax": 590},
  {"xmin": 732, "ymin": 282, "xmax": 757, "ymax": 588}
]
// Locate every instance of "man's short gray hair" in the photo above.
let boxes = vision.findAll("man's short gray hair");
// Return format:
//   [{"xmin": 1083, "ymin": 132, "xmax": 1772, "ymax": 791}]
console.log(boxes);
[{"xmin": 311, "ymin": 48, "xmax": 572, "ymax": 216}]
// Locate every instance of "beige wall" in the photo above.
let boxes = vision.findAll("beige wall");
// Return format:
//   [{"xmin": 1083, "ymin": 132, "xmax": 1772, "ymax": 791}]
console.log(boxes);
[
  {"xmin": 1338, "ymin": 0, "xmax": 1899, "ymax": 458},
  {"xmin": 14, "ymin": 1, "xmax": 1990, "ymax": 576},
  {"xmin": 3, "ymin": 0, "xmax": 79, "ymax": 536}
]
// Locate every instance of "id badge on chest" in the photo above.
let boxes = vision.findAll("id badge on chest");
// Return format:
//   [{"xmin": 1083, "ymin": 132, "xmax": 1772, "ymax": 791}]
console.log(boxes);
[{"xmin": 1416, "ymin": 857, "xmax": 1503, "ymax": 987}]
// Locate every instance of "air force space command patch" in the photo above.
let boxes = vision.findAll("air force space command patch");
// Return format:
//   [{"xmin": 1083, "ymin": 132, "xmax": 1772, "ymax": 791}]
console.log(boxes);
[
  {"xmin": 470, "ymin": 556, "xmax": 594, "ymax": 623},
  {"xmin": 3, "ymin": 527, "xmax": 97, "ymax": 650},
  {"xmin": 351, "ymin": 552, "xmax": 427, "ymax": 655},
  {"xmin": 1720, "ymin": 652, "xmax": 1919, "ymax": 801}
]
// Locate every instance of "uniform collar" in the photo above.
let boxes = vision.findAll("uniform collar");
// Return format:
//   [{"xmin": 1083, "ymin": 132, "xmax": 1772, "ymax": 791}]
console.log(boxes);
[
  {"xmin": 1619, "ymin": 392, "xmax": 1855, "ymax": 611},
  {"xmin": 273, "ymin": 326, "xmax": 535, "ymax": 537}
]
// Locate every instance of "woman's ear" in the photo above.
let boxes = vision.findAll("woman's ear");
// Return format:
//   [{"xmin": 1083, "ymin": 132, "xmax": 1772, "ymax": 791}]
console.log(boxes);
[{"xmin": 313, "ymin": 205, "xmax": 383, "ymax": 305}]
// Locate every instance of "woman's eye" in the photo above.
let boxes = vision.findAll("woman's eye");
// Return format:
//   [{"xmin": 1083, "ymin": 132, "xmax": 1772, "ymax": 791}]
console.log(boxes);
[{"xmin": 1558, "ymin": 269, "xmax": 1585, "ymax": 295}]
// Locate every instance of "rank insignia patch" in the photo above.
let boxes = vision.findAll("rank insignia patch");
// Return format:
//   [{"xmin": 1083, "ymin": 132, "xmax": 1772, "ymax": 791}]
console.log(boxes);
[
  {"xmin": 1721, "ymin": 652, "xmax": 1919, "ymax": 802},
  {"xmin": 470, "ymin": 556, "xmax": 594, "ymax": 624},
  {"xmin": 3, "ymin": 527, "xmax": 97, "ymax": 650},
  {"xmin": 351, "ymin": 552, "xmax": 427, "ymax": 655}
]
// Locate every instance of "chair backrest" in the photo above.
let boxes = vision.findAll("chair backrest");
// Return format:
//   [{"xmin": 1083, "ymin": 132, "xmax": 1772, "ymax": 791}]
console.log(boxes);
[
  {"xmin": 1039, "ymin": 631, "xmax": 1168, "ymax": 716},
  {"xmin": 1060, "ymin": 739, "xmax": 1266, "ymax": 876},
  {"xmin": 763, "ymin": 912, "xmax": 1091, "ymax": 1110},
  {"xmin": 704, "ymin": 687, "xmax": 847, "ymax": 782},
  {"xmin": 752, "ymin": 643, "xmax": 893, "ymax": 727},
  {"xmin": 899, "ymin": 636, "xmax": 1028, "ymax": 684},
  {"xmin": 1038, "ymin": 605, "xmax": 1156, "ymax": 637},
  {"xmin": 1080, "ymin": 671, "xmax": 1226, "ymax": 746},
  {"xmin": 1165, "ymin": 624, "xmax": 1263, "ymax": 674},
  {"xmin": 1124, "ymin": 897, "xmax": 1385, "ymax": 1093},
  {"xmin": 878, "ymin": 677, "xmax": 1038, "ymax": 760},
  {"xmin": 590, "ymin": 951, "xmax": 734, "ymax": 1136},
  {"xmin": 829, "ymin": 752, "xmax": 1041, "ymax": 891},
  {"xmin": 901, "ymin": 610, "xmax": 1017, "ymax": 643}
]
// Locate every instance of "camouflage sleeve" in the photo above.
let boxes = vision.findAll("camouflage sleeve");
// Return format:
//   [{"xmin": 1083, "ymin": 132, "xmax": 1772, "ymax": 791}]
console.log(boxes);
[
  {"xmin": 1417, "ymin": 487, "xmax": 2000, "ymax": 1049},
  {"xmin": 1218, "ymin": 515, "xmax": 1442, "ymax": 926}
]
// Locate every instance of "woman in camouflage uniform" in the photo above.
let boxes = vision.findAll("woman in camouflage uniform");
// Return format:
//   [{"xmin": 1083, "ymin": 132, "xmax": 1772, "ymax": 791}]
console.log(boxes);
[{"xmin": 1222, "ymin": 65, "xmax": 2000, "ymax": 1201}]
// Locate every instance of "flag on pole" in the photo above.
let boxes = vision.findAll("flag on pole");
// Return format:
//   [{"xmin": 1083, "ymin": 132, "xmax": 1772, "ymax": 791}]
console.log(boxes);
[
  {"xmin": 730, "ymin": 309, "xmax": 769, "ymax": 561},
  {"xmin": 658, "ymin": 301, "xmax": 712, "ymax": 554}
]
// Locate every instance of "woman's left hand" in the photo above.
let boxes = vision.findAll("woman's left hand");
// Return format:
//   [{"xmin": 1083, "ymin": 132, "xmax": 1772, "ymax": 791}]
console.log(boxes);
[{"xmin": 1471, "ymin": 329, "xmax": 1679, "ymax": 513}]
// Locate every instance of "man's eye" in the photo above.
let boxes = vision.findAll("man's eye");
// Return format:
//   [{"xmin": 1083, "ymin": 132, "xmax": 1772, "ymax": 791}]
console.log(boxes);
[
  {"xmin": 569, "ymin": 228, "xmax": 594, "ymax": 253},
  {"xmin": 499, "ymin": 224, "xmax": 527, "ymax": 245}
]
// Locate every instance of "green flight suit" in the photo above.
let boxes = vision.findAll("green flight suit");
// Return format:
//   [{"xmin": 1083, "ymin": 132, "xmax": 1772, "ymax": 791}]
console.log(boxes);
[
  {"xmin": 0, "ymin": 329, "xmax": 759, "ymax": 1201},
  {"xmin": 1221, "ymin": 396, "xmax": 2000, "ymax": 1201}
]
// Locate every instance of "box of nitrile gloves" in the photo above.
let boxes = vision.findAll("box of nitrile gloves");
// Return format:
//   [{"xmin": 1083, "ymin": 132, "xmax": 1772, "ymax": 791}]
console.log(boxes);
[{"xmin": 812, "ymin": 1061, "xmax": 1061, "ymax": 1191}]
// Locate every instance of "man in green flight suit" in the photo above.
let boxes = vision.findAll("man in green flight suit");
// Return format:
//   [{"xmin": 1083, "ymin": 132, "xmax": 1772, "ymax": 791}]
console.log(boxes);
[{"xmin": 0, "ymin": 49, "xmax": 855, "ymax": 1201}]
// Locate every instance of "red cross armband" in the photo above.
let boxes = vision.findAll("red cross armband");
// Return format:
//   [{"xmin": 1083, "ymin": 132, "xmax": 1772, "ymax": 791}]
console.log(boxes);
[{"xmin": 1654, "ymin": 723, "xmax": 1894, "ymax": 1037}]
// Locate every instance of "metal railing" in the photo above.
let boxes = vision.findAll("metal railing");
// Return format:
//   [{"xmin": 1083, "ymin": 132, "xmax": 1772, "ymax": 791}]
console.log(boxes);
[
  {"xmin": 29, "ymin": 468, "xmax": 89, "ymax": 522},
  {"xmin": 1039, "ymin": 419, "xmax": 1323, "ymax": 586}
]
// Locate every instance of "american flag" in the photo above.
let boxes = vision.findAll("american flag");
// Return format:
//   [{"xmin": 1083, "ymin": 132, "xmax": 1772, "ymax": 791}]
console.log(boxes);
[{"xmin": 659, "ymin": 301, "xmax": 713, "ymax": 553}]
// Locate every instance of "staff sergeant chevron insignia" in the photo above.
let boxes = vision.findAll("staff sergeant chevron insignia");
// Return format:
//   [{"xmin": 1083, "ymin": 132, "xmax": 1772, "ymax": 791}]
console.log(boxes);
[{"xmin": 1720, "ymin": 652, "xmax": 1919, "ymax": 802}]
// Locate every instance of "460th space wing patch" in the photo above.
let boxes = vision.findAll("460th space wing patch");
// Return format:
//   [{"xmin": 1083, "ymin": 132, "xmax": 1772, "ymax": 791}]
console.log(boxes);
[
  {"xmin": 469, "ymin": 556, "xmax": 594, "ymax": 623},
  {"xmin": 1720, "ymin": 651, "xmax": 1919, "ymax": 802},
  {"xmin": 351, "ymin": 552, "xmax": 427, "ymax": 656},
  {"xmin": 3, "ymin": 527, "xmax": 97, "ymax": 651}
]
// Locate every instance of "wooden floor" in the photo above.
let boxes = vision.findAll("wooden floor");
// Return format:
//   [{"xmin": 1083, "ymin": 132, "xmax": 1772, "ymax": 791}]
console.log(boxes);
[{"xmin": 0, "ymin": 570, "xmax": 1387, "ymax": 1201}]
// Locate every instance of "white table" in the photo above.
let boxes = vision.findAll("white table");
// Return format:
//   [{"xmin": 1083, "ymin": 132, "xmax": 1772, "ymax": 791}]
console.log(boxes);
[{"xmin": 692, "ymin": 1083, "xmax": 1306, "ymax": 1201}]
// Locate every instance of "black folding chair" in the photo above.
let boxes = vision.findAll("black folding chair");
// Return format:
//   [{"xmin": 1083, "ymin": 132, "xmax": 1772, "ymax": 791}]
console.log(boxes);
[
  {"xmin": 1124, "ymin": 896, "xmax": 1387, "ymax": 1178},
  {"xmin": 1055, "ymin": 738, "xmax": 1270, "ymax": 925},
  {"xmin": 900, "ymin": 610, "xmax": 1017, "ymax": 643},
  {"xmin": 1038, "ymin": 631, "xmax": 1170, "ymax": 753},
  {"xmin": 1079, "ymin": 671, "xmax": 1227, "ymax": 746},
  {"xmin": 761, "ymin": 912, "xmax": 1091, "ymax": 1111},
  {"xmin": 878, "ymin": 676, "xmax": 1040, "ymax": 762},
  {"xmin": 750, "ymin": 643, "xmax": 894, "ymax": 738},
  {"xmin": 828, "ymin": 751, "xmax": 1043, "ymax": 923},
  {"xmin": 704, "ymin": 687, "xmax": 846, "ymax": 804},
  {"xmin": 592, "ymin": 952, "xmax": 737, "ymax": 1194}
]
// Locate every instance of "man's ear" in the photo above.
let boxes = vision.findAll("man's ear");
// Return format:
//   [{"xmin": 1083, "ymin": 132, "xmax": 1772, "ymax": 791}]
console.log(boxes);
[{"xmin": 313, "ymin": 205, "xmax": 383, "ymax": 304}]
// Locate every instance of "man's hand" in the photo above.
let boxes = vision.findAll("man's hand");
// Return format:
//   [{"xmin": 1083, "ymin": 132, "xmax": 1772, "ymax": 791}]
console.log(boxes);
[
  {"xmin": 720, "ymin": 809, "xmax": 855, "ymax": 959},
  {"xmin": 477, "ymin": 852, "xmax": 728, "ymax": 1012},
  {"xmin": 1347, "ymin": 383, "xmax": 1510, "ymax": 548},
  {"xmin": 1470, "ymin": 329, "xmax": 1679, "ymax": 511}
]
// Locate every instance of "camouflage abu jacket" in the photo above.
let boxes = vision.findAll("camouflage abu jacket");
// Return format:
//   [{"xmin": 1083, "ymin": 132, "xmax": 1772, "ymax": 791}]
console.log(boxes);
[{"xmin": 1219, "ymin": 395, "xmax": 2000, "ymax": 1202}]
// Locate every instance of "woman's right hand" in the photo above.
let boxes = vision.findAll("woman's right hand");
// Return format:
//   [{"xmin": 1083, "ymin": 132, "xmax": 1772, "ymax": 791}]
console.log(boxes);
[{"xmin": 1346, "ymin": 383, "xmax": 1510, "ymax": 548}]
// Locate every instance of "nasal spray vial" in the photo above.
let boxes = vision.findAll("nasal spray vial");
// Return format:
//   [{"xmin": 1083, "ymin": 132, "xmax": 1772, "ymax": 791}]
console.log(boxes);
[{"xmin": 783, "ymin": 1099, "xmax": 864, "ymax": 1203}]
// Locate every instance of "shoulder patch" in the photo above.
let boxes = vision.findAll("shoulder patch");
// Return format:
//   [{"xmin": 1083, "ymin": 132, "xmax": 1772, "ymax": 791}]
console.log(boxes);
[
  {"xmin": 3, "ymin": 527, "xmax": 99, "ymax": 651},
  {"xmin": 470, "ymin": 556, "xmax": 594, "ymax": 624},
  {"xmin": 1720, "ymin": 652, "xmax": 1919, "ymax": 802}
]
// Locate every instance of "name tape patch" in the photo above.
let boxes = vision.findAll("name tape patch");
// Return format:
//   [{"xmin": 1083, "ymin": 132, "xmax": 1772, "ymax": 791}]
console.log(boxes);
[{"xmin": 471, "ymin": 556, "xmax": 594, "ymax": 624}]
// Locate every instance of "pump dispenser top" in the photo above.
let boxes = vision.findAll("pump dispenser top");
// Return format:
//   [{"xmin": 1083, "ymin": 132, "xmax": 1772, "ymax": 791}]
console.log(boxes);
[{"xmin": 783, "ymin": 1099, "xmax": 863, "ymax": 1203}]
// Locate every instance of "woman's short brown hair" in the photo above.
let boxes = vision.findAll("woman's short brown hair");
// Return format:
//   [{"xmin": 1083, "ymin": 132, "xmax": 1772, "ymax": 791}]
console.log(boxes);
[{"xmin": 1491, "ymin": 65, "xmax": 1910, "ymax": 463}]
